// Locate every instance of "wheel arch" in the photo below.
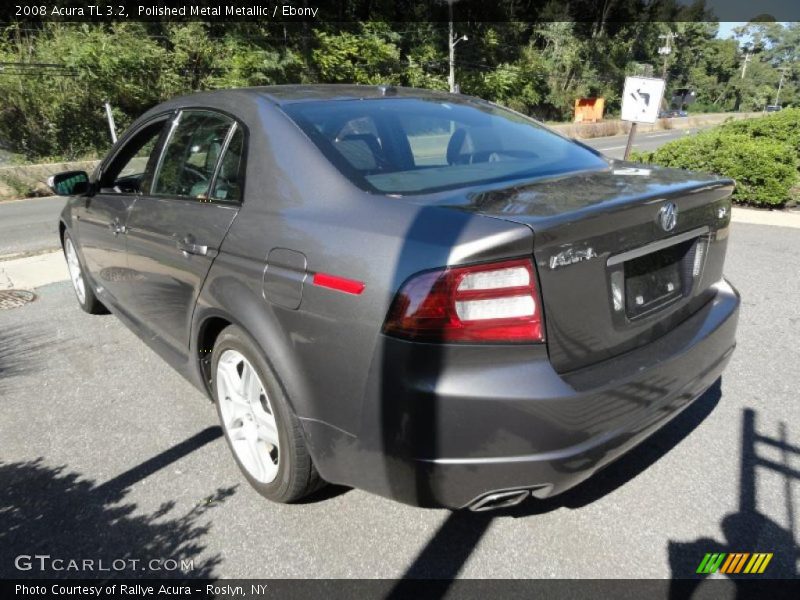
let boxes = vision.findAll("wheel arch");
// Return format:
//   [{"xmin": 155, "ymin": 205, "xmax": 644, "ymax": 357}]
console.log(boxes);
[
  {"xmin": 191, "ymin": 292, "xmax": 315, "ymax": 423},
  {"xmin": 195, "ymin": 314, "xmax": 233, "ymax": 398}
]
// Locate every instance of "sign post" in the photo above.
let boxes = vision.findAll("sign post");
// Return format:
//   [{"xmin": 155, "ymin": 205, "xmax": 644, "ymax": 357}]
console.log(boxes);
[
  {"xmin": 104, "ymin": 101, "xmax": 117, "ymax": 144},
  {"xmin": 620, "ymin": 76, "xmax": 665, "ymax": 160}
]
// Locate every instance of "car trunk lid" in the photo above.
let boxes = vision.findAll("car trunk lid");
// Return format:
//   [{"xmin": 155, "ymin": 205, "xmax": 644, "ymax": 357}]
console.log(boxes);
[{"xmin": 431, "ymin": 164, "xmax": 735, "ymax": 373}]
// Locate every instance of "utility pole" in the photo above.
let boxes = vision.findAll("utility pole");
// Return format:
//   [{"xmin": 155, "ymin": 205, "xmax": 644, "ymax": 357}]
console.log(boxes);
[
  {"xmin": 658, "ymin": 30, "xmax": 677, "ymax": 110},
  {"xmin": 447, "ymin": 1, "xmax": 468, "ymax": 93},
  {"xmin": 774, "ymin": 67, "xmax": 787, "ymax": 107},
  {"xmin": 658, "ymin": 31, "xmax": 677, "ymax": 80},
  {"xmin": 740, "ymin": 51, "xmax": 751, "ymax": 79},
  {"xmin": 104, "ymin": 102, "xmax": 117, "ymax": 144}
]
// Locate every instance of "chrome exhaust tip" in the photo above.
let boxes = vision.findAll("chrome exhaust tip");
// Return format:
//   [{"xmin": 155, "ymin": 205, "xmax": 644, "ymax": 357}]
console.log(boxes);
[{"xmin": 469, "ymin": 489, "xmax": 530, "ymax": 512}]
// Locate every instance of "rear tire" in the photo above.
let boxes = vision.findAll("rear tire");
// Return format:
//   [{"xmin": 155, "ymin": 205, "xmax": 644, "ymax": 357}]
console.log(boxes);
[
  {"xmin": 62, "ymin": 231, "xmax": 107, "ymax": 314},
  {"xmin": 211, "ymin": 325, "xmax": 323, "ymax": 503}
]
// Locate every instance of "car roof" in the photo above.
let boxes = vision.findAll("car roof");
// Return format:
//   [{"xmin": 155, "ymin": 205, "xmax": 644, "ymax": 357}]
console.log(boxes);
[
  {"xmin": 134, "ymin": 84, "xmax": 478, "ymax": 139},
  {"xmin": 253, "ymin": 84, "xmax": 458, "ymax": 104},
  {"xmin": 168, "ymin": 84, "xmax": 460, "ymax": 107}
]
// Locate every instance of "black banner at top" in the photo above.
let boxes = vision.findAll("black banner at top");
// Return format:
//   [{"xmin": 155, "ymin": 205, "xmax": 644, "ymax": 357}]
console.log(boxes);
[{"xmin": 2, "ymin": 0, "xmax": 800, "ymax": 23}]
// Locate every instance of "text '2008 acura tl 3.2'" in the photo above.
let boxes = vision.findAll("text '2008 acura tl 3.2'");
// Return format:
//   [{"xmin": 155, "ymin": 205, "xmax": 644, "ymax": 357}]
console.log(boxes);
[{"xmin": 53, "ymin": 85, "xmax": 739, "ymax": 511}]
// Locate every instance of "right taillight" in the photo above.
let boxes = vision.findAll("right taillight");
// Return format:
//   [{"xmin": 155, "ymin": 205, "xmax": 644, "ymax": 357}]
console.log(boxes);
[{"xmin": 382, "ymin": 258, "xmax": 544, "ymax": 343}]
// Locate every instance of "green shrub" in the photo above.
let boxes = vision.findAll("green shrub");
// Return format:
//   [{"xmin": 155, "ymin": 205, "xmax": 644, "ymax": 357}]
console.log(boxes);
[
  {"xmin": 633, "ymin": 110, "xmax": 800, "ymax": 207},
  {"xmin": 721, "ymin": 108, "xmax": 800, "ymax": 151}
]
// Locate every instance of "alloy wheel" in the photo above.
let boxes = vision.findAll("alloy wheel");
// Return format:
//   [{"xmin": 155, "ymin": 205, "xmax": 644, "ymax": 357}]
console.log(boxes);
[
  {"xmin": 64, "ymin": 237, "xmax": 86, "ymax": 305},
  {"xmin": 216, "ymin": 349, "xmax": 280, "ymax": 483}
]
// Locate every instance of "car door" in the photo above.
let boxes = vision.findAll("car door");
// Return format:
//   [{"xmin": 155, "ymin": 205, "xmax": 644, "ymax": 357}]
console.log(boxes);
[
  {"xmin": 75, "ymin": 116, "xmax": 168, "ymax": 309},
  {"xmin": 124, "ymin": 110, "xmax": 245, "ymax": 356}
]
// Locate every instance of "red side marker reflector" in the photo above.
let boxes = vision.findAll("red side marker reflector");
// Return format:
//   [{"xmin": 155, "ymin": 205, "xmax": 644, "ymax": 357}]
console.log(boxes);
[{"xmin": 312, "ymin": 272, "xmax": 365, "ymax": 295}]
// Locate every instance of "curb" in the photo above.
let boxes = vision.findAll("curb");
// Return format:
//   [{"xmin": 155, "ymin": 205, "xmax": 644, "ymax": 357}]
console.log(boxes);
[
  {"xmin": 731, "ymin": 207, "xmax": 800, "ymax": 229},
  {"xmin": 0, "ymin": 250, "xmax": 69, "ymax": 291}
]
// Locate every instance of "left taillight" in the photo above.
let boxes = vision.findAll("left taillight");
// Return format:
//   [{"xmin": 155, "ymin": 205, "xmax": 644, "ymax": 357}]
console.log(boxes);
[{"xmin": 382, "ymin": 258, "xmax": 544, "ymax": 343}]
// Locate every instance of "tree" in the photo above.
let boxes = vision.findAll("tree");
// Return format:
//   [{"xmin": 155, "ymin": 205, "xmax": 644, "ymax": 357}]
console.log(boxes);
[{"xmin": 1, "ymin": 9, "xmax": 785, "ymax": 162}]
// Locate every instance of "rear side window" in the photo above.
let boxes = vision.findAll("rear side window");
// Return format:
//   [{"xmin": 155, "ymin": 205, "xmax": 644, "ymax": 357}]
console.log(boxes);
[
  {"xmin": 283, "ymin": 98, "xmax": 608, "ymax": 194},
  {"xmin": 209, "ymin": 126, "xmax": 244, "ymax": 202},
  {"xmin": 153, "ymin": 111, "xmax": 234, "ymax": 199}
]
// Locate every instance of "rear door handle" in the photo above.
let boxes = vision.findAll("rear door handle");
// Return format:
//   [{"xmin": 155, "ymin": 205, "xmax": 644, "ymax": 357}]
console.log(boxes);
[
  {"xmin": 109, "ymin": 219, "xmax": 127, "ymax": 235},
  {"xmin": 177, "ymin": 237, "xmax": 209, "ymax": 257}
]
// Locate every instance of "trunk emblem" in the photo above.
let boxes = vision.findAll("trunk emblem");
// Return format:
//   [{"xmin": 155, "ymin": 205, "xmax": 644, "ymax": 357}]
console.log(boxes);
[
  {"xmin": 549, "ymin": 247, "xmax": 597, "ymax": 270},
  {"xmin": 658, "ymin": 202, "xmax": 679, "ymax": 232}
]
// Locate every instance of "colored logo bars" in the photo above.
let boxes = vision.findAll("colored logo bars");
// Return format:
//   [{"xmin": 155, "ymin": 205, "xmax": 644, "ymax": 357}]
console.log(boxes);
[{"xmin": 696, "ymin": 552, "xmax": 773, "ymax": 575}]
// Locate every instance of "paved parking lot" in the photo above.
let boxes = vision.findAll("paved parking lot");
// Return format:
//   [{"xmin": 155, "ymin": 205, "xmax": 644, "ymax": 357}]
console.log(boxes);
[{"xmin": 0, "ymin": 221, "xmax": 798, "ymax": 581}]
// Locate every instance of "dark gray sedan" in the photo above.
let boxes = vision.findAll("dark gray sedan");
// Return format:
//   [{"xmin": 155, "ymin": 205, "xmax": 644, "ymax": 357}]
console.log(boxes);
[{"xmin": 55, "ymin": 85, "xmax": 739, "ymax": 511}]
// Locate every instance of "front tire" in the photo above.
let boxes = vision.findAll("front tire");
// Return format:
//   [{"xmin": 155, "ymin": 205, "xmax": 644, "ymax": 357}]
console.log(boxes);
[
  {"xmin": 62, "ymin": 232, "xmax": 106, "ymax": 314},
  {"xmin": 211, "ymin": 325, "xmax": 323, "ymax": 503}
]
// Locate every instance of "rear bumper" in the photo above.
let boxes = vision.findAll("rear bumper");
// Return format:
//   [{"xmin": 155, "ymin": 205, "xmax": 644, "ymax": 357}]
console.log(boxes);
[{"xmin": 304, "ymin": 279, "xmax": 739, "ymax": 509}]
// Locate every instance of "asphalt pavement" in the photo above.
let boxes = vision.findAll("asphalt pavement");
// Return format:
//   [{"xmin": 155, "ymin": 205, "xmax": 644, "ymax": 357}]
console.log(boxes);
[
  {"xmin": 0, "ymin": 221, "xmax": 797, "ymax": 579},
  {"xmin": 582, "ymin": 127, "xmax": 701, "ymax": 159},
  {"xmin": 0, "ymin": 128, "xmax": 699, "ymax": 259},
  {"xmin": 0, "ymin": 195, "xmax": 66, "ymax": 257}
]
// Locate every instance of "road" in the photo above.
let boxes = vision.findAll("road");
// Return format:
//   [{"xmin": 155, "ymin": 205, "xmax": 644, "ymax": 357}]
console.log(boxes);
[
  {"xmin": 0, "ymin": 221, "xmax": 797, "ymax": 580},
  {"xmin": 0, "ymin": 128, "xmax": 699, "ymax": 258},
  {"xmin": 0, "ymin": 195, "xmax": 65, "ymax": 257},
  {"xmin": 583, "ymin": 127, "xmax": 701, "ymax": 159}
]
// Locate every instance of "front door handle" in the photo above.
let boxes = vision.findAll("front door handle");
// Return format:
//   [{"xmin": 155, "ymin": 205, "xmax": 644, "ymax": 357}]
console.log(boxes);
[{"xmin": 177, "ymin": 236, "xmax": 208, "ymax": 257}]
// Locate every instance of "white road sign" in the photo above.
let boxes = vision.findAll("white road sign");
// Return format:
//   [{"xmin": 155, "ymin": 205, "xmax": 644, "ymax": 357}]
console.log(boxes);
[{"xmin": 621, "ymin": 76, "xmax": 666, "ymax": 124}]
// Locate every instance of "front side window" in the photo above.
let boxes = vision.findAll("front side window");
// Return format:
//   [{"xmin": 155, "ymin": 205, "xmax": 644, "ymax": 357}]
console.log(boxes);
[
  {"xmin": 99, "ymin": 120, "xmax": 166, "ymax": 194},
  {"xmin": 153, "ymin": 111, "xmax": 234, "ymax": 199},
  {"xmin": 283, "ymin": 98, "xmax": 608, "ymax": 194}
]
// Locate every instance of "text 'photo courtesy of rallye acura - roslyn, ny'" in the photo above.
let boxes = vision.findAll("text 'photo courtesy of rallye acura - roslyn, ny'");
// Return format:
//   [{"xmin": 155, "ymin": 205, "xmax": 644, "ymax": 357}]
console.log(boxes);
[{"xmin": 50, "ymin": 84, "xmax": 739, "ymax": 511}]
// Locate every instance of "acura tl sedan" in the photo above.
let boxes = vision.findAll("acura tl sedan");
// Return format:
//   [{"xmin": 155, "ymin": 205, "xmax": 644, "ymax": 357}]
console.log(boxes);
[{"xmin": 54, "ymin": 85, "xmax": 739, "ymax": 511}]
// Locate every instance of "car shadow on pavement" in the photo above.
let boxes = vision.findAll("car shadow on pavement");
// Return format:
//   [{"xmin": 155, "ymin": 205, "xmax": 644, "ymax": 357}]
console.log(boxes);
[
  {"xmin": 292, "ymin": 483, "xmax": 351, "ymax": 504},
  {"xmin": 0, "ymin": 323, "xmax": 60, "ymax": 396},
  {"xmin": 666, "ymin": 408, "xmax": 799, "ymax": 594},
  {"xmin": 0, "ymin": 427, "xmax": 233, "ymax": 578},
  {"xmin": 387, "ymin": 379, "xmax": 724, "ymax": 587}
]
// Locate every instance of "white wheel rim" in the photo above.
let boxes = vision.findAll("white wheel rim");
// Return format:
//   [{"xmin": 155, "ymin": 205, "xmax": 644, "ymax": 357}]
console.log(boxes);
[
  {"xmin": 216, "ymin": 350, "xmax": 280, "ymax": 483},
  {"xmin": 65, "ymin": 238, "xmax": 86, "ymax": 304}
]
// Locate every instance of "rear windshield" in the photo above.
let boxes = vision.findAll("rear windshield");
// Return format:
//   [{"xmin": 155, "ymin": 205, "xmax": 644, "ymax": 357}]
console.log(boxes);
[{"xmin": 282, "ymin": 97, "xmax": 607, "ymax": 194}]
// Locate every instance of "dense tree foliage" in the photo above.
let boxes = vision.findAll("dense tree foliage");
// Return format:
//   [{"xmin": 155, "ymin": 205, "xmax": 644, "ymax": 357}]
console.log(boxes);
[{"xmin": 1, "ymin": 13, "xmax": 797, "ymax": 161}]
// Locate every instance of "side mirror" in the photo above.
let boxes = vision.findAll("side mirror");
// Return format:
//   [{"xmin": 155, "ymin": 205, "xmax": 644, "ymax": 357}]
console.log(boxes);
[{"xmin": 47, "ymin": 171, "xmax": 90, "ymax": 196}]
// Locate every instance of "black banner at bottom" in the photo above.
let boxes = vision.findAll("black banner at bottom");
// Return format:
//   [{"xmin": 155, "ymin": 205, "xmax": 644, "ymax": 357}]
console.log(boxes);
[{"xmin": 3, "ymin": 579, "xmax": 800, "ymax": 600}]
